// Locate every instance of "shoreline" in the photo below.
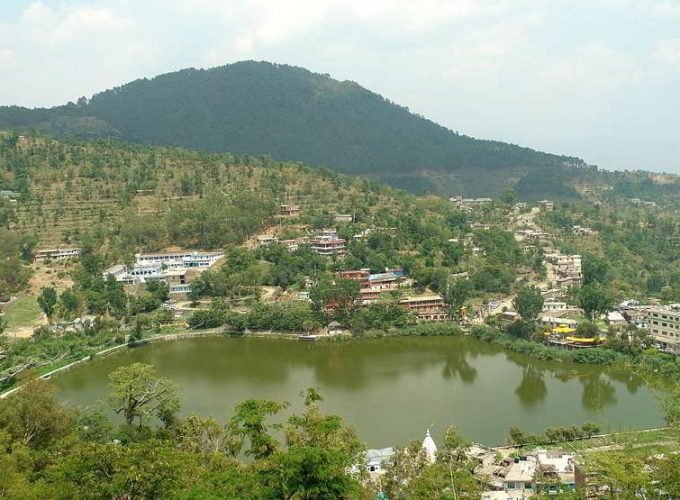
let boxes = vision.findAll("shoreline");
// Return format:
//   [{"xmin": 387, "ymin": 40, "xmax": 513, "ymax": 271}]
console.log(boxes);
[
  {"xmin": 0, "ymin": 328, "xmax": 310, "ymax": 399},
  {"xmin": 1, "ymin": 329, "xmax": 671, "ymax": 450}
]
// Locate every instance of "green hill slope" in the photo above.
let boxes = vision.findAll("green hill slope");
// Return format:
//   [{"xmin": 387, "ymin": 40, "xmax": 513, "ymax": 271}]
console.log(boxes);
[
  {"xmin": 0, "ymin": 61, "xmax": 587, "ymax": 198},
  {"xmin": 0, "ymin": 132, "xmax": 418, "ymax": 249}
]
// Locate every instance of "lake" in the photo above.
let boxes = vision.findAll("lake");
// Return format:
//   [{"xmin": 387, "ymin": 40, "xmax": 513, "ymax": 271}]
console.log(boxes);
[{"xmin": 55, "ymin": 336, "xmax": 664, "ymax": 447}]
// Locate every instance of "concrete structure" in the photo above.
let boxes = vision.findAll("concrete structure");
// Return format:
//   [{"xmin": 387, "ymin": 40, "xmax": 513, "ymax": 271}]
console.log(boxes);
[
  {"xmin": 535, "ymin": 449, "xmax": 576, "ymax": 494},
  {"xmin": 540, "ymin": 316, "xmax": 578, "ymax": 328},
  {"xmin": 310, "ymin": 232, "xmax": 346, "ymax": 256},
  {"xmin": 365, "ymin": 447, "xmax": 395, "ymax": 475},
  {"xmin": 546, "ymin": 252, "xmax": 583, "ymax": 289},
  {"xmin": 646, "ymin": 306, "xmax": 680, "ymax": 354},
  {"xmin": 136, "ymin": 251, "xmax": 223, "ymax": 269},
  {"xmin": 34, "ymin": 247, "xmax": 81, "ymax": 262},
  {"xmin": 279, "ymin": 204, "xmax": 300, "ymax": 217},
  {"xmin": 504, "ymin": 456, "xmax": 537, "ymax": 495},
  {"xmin": 606, "ymin": 311, "xmax": 627, "ymax": 330},
  {"xmin": 104, "ymin": 250, "xmax": 220, "ymax": 299},
  {"xmin": 338, "ymin": 268, "xmax": 406, "ymax": 305},
  {"xmin": 0, "ymin": 190, "xmax": 19, "ymax": 199},
  {"xmin": 400, "ymin": 294, "xmax": 448, "ymax": 321},
  {"xmin": 327, "ymin": 321, "xmax": 344, "ymax": 335},
  {"xmin": 256, "ymin": 235, "xmax": 278, "ymax": 246},
  {"xmin": 537, "ymin": 200, "xmax": 554, "ymax": 211},
  {"xmin": 421, "ymin": 429, "xmax": 438, "ymax": 464},
  {"xmin": 542, "ymin": 301, "xmax": 567, "ymax": 312},
  {"xmin": 333, "ymin": 213, "xmax": 353, "ymax": 223},
  {"xmin": 572, "ymin": 225, "xmax": 597, "ymax": 236},
  {"xmin": 337, "ymin": 269, "xmax": 371, "ymax": 286}
]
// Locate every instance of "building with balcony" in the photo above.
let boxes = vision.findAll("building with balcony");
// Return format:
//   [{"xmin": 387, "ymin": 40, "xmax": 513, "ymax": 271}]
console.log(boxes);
[{"xmin": 400, "ymin": 294, "xmax": 448, "ymax": 321}]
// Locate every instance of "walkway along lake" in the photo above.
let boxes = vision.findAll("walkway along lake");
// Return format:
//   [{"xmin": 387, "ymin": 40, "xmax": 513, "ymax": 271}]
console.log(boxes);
[{"xmin": 54, "ymin": 336, "xmax": 664, "ymax": 447}]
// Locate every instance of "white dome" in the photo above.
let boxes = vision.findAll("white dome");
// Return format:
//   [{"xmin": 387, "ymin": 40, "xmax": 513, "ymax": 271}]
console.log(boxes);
[{"xmin": 421, "ymin": 428, "xmax": 438, "ymax": 464}]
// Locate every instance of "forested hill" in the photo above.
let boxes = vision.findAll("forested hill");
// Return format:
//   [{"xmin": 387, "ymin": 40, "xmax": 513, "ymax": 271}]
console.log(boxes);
[{"xmin": 0, "ymin": 61, "xmax": 588, "ymax": 197}]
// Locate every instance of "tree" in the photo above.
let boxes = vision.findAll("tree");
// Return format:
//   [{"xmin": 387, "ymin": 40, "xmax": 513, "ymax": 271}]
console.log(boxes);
[
  {"xmin": 178, "ymin": 414, "xmax": 240, "ymax": 455},
  {"xmin": 500, "ymin": 188, "xmax": 517, "ymax": 205},
  {"xmin": 228, "ymin": 399, "xmax": 288, "ymax": 459},
  {"xmin": 60, "ymin": 289, "xmax": 80, "ymax": 318},
  {"xmin": 506, "ymin": 319, "xmax": 537, "ymax": 340},
  {"xmin": 578, "ymin": 284, "xmax": 614, "ymax": 320},
  {"xmin": 37, "ymin": 287, "xmax": 58, "ymax": 320},
  {"xmin": 513, "ymin": 286, "xmax": 544, "ymax": 322},
  {"xmin": 586, "ymin": 451, "xmax": 651, "ymax": 498},
  {"xmin": 0, "ymin": 378, "xmax": 74, "ymax": 448},
  {"xmin": 581, "ymin": 422, "xmax": 601, "ymax": 439},
  {"xmin": 582, "ymin": 254, "xmax": 609, "ymax": 285},
  {"xmin": 107, "ymin": 363, "xmax": 179, "ymax": 429},
  {"xmin": 48, "ymin": 440, "xmax": 190, "ymax": 498},
  {"xmin": 575, "ymin": 321, "xmax": 600, "ymax": 338},
  {"xmin": 309, "ymin": 276, "xmax": 360, "ymax": 320},
  {"xmin": 508, "ymin": 426, "xmax": 527, "ymax": 446},
  {"xmin": 268, "ymin": 388, "xmax": 365, "ymax": 499}
]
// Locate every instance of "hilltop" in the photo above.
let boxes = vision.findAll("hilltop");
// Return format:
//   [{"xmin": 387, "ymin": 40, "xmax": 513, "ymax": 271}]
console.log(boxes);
[{"xmin": 0, "ymin": 61, "xmax": 588, "ymax": 198}]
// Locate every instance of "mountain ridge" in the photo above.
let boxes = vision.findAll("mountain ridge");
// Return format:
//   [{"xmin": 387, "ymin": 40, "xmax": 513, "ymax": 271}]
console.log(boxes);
[{"xmin": 0, "ymin": 60, "xmax": 589, "ymax": 198}]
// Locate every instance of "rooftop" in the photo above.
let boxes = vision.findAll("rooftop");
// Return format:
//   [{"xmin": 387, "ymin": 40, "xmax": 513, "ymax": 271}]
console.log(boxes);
[{"xmin": 505, "ymin": 457, "xmax": 536, "ymax": 483}]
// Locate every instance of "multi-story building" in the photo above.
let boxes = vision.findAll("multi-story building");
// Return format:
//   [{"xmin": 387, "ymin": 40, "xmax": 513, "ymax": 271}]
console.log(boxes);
[
  {"xmin": 400, "ymin": 294, "xmax": 448, "ymax": 321},
  {"xmin": 104, "ymin": 250, "xmax": 219, "ymax": 299},
  {"xmin": 337, "ymin": 269, "xmax": 371, "ymax": 286},
  {"xmin": 646, "ymin": 306, "xmax": 680, "ymax": 354},
  {"xmin": 34, "ymin": 248, "xmax": 82, "ymax": 262},
  {"xmin": 256, "ymin": 235, "xmax": 279, "ymax": 246},
  {"xmin": 337, "ymin": 268, "xmax": 406, "ymax": 305},
  {"xmin": 136, "ymin": 251, "xmax": 223, "ymax": 269},
  {"xmin": 310, "ymin": 233, "xmax": 346, "ymax": 256}
]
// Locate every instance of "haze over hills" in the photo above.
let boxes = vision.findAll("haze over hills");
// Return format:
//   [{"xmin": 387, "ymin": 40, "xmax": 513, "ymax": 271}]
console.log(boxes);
[{"xmin": 0, "ymin": 61, "xmax": 590, "ymax": 198}]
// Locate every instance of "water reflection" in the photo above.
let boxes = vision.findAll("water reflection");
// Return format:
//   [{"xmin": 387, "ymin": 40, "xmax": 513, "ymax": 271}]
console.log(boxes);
[
  {"xmin": 580, "ymin": 373, "xmax": 617, "ymax": 411},
  {"xmin": 54, "ymin": 336, "xmax": 663, "ymax": 446},
  {"xmin": 442, "ymin": 349, "xmax": 478, "ymax": 383},
  {"xmin": 608, "ymin": 370, "xmax": 644, "ymax": 393},
  {"xmin": 515, "ymin": 366, "xmax": 547, "ymax": 407}
]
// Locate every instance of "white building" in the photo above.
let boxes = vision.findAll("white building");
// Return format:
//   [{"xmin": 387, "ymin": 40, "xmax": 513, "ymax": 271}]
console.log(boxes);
[
  {"xmin": 136, "ymin": 251, "xmax": 223, "ymax": 269},
  {"xmin": 34, "ymin": 248, "xmax": 81, "ymax": 262},
  {"xmin": 504, "ymin": 456, "xmax": 537, "ymax": 495},
  {"xmin": 646, "ymin": 306, "xmax": 680, "ymax": 354},
  {"xmin": 421, "ymin": 428, "xmax": 438, "ymax": 464},
  {"xmin": 542, "ymin": 301, "xmax": 567, "ymax": 312},
  {"xmin": 104, "ymin": 250, "xmax": 222, "ymax": 297},
  {"xmin": 606, "ymin": 311, "xmax": 627, "ymax": 330},
  {"xmin": 365, "ymin": 447, "xmax": 395, "ymax": 475},
  {"xmin": 535, "ymin": 449, "xmax": 576, "ymax": 494}
]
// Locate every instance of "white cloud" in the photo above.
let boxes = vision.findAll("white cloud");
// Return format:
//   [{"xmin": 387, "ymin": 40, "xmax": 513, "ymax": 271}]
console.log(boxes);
[
  {"xmin": 0, "ymin": 48, "xmax": 16, "ymax": 68},
  {"xmin": 0, "ymin": 0, "xmax": 677, "ymax": 172},
  {"xmin": 654, "ymin": 37, "xmax": 680, "ymax": 65}
]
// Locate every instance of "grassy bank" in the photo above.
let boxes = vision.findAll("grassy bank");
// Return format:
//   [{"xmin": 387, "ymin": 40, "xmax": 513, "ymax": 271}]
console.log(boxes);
[{"xmin": 2, "ymin": 295, "xmax": 42, "ymax": 329}]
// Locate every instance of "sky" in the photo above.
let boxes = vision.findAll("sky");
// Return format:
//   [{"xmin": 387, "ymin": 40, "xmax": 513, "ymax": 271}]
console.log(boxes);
[{"xmin": 0, "ymin": 0, "xmax": 679, "ymax": 173}]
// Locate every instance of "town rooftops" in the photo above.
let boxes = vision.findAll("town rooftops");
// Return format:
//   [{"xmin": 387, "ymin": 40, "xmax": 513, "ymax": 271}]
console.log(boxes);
[
  {"xmin": 536, "ymin": 449, "xmax": 574, "ymax": 475},
  {"xmin": 505, "ymin": 457, "xmax": 537, "ymax": 483},
  {"xmin": 366, "ymin": 447, "xmax": 395, "ymax": 468},
  {"xmin": 399, "ymin": 294, "xmax": 443, "ymax": 304},
  {"xmin": 607, "ymin": 311, "xmax": 626, "ymax": 323}
]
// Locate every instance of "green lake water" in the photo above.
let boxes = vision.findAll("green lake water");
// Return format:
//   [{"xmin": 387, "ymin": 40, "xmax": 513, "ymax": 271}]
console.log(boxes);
[{"xmin": 54, "ymin": 336, "xmax": 664, "ymax": 447}]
